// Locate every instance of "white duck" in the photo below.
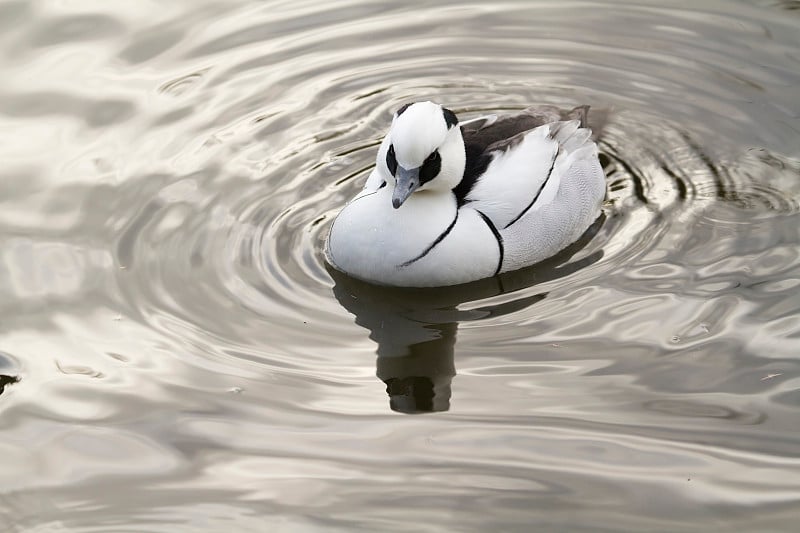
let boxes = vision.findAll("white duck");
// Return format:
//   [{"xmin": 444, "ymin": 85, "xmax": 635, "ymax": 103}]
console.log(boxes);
[{"xmin": 326, "ymin": 101, "xmax": 606, "ymax": 287}]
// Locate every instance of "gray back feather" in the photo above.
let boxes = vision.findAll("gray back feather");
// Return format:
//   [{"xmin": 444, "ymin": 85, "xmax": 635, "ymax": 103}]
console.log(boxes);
[{"xmin": 462, "ymin": 105, "xmax": 591, "ymax": 154}]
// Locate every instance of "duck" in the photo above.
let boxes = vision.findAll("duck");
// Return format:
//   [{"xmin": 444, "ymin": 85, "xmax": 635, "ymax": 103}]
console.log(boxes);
[{"xmin": 325, "ymin": 101, "xmax": 606, "ymax": 287}]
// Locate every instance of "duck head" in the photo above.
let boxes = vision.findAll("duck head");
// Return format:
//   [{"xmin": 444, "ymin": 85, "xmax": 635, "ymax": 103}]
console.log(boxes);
[{"xmin": 377, "ymin": 101, "xmax": 466, "ymax": 208}]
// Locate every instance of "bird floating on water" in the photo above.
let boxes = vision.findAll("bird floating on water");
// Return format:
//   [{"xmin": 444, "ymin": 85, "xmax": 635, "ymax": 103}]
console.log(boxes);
[{"xmin": 326, "ymin": 101, "xmax": 606, "ymax": 287}]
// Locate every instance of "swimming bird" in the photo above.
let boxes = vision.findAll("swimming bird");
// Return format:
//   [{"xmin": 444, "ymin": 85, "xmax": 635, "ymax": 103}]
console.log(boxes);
[{"xmin": 326, "ymin": 101, "xmax": 606, "ymax": 287}]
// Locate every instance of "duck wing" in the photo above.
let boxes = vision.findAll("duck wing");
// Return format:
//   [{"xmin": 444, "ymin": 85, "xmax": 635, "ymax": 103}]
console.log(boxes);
[
  {"xmin": 461, "ymin": 105, "xmax": 587, "ymax": 142},
  {"xmin": 454, "ymin": 105, "xmax": 588, "ymax": 208},
  {"xmin": 458, "ymin": 106, "xmax": 595, "ymax": 230}
]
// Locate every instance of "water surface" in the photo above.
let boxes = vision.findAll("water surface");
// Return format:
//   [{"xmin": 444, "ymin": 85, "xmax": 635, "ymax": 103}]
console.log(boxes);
[{"xmin": 1, "ymin": 0, "xmax": 799, "ymax": 531}]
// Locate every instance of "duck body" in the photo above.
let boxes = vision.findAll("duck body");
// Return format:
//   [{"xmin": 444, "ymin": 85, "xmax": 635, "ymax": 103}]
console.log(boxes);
[{"xmin": 326, "ymin": 101, "xmax": 606, "ymax": 287}]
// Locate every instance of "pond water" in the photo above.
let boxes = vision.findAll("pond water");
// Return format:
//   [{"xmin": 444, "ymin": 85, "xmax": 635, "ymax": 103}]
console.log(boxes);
[{"xmin": 1, "ymin": 0, "xmax": 799, "ymax": 530}]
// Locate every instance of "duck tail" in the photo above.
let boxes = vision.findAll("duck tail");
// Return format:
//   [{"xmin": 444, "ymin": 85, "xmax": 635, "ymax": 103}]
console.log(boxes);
[
  {"xmin": 549, "ymin": 120, "xmax": 599, "ymax": 179},
  {"xmin": 565, "ymin": 105, "xmax": 589, "ymax": 127},
  {"xmin": 549, "ymin": 120, "xmax": 591, "ymax": 152}
]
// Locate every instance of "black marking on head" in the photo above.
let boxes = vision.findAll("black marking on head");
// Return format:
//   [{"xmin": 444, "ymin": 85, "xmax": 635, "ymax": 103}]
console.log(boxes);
[
  {"xmin": 503, "ymin": 150, "xmax": 558, "ymax": 229},
  {"xmin": 476, "ymin": 210, "xmax": 504, "ymax": 276},
  {"xmin": 386, "ymin": 145, "xmax": 398, "ymax": 176},
  {"xmin": 442, "ymin": 107, "xmax": 458, "ymax": 129},
  {"xmin": 396, "ymin": 102, "xmax": 413, "ymax": 116},
  {"xmin": 379, "ymin": 180, "xmax": 387, "ymax": 189},
  {"xmin": 419, "ymin": 150, "xmax": 441, "ymax": 186},
  {"xmin": 399, "ymin": 210, "xmax": 459, "ymax": 268}
]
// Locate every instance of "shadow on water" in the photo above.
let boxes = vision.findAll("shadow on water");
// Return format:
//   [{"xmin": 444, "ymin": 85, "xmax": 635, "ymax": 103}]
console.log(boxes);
[{"xmin": 328, "ymin": 215, "xmax": 606, "ymax": 414}]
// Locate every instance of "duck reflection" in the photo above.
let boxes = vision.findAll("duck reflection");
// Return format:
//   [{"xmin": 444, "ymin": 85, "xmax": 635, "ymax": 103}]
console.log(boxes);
[
  {"xmin": 0, "ymin": 374, "xmax": 19, "ymax": 396},
  {"xmin": 329, "ymin": 216, "xmax": 605, "ymax": 414}
]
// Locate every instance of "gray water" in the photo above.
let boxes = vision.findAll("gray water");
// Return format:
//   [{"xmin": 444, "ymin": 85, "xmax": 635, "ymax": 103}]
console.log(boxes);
[{"xmin": 1, "ymin": 0, "xmax": 800, "ymax": 531}]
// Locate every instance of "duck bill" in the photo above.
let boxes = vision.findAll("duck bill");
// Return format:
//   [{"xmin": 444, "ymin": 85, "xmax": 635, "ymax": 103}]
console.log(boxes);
[{"xmin": 392, "ymin": 165, "xmax": 421, "ymax": 209}]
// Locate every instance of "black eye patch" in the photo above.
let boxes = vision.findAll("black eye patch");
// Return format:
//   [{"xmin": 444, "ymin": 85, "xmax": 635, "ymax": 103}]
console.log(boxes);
[
  {"xmin": 386, "ymin": 144, "xmax": 398, "ymax": 176},
  {"xmin": 419, "ymin": 150, "xmax": 441, "ymax": 185}
]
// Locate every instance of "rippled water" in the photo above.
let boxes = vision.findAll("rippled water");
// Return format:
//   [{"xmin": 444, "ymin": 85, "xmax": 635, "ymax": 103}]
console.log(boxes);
[{"xmin": 1, "ymin": 0, "xmax": 799, "ymax": 530}]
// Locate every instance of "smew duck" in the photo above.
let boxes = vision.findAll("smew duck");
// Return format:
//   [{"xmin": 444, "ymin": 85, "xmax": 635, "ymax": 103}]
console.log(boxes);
[{"xmin": 326, "ymin": 101, "xmax": 606, "ymax": 287}]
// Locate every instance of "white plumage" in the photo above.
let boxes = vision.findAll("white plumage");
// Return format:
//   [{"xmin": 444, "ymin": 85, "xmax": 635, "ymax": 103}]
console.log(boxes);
[{"xmin": 326, "ymin": 101, "xmax": 606, "ymax": 287}]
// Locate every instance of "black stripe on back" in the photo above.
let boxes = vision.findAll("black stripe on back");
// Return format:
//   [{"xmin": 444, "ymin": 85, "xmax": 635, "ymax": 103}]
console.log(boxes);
[
  {"xmin": 503, "ymin": 151, "xmax": 558, "ymax": 229},
  {"xmin": 399, "ymin": 210, "xmax": 459, "ymax": 268},
  {"xmin": 476, "ymin": 209, "xmax": 504, "ymax": 276},
  {"xmin": 453, "ymin": 138, "xmax": 493, "ymax": 207}
]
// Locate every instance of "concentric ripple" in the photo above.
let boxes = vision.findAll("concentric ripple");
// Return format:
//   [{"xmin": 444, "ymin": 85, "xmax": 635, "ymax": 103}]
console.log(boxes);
[
  {"xmin": 2, "ymin": 0, "xmax": 800, "ymax": 530},
  {"xmin": 106, "ymin": 1, "xmax": 800, "ymax": 378}
]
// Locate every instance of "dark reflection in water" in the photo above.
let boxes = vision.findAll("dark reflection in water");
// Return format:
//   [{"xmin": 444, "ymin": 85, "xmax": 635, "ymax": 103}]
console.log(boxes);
[
  {"xmin": 0, "ymin": 375, "xmax": 19, "ymax": 396},
  {"xmin": 0, "ymin": 351, "xmax": 19, "ymax": 397},
  {"xmin": 329, "ymin": 216, "xmax": 605, "ymax": 413}
]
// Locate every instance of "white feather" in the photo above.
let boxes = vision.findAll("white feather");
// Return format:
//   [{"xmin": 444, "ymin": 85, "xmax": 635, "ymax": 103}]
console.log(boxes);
[{"xmin": 466, "ymin": 126, "xmax": 558, "ymax": 229}]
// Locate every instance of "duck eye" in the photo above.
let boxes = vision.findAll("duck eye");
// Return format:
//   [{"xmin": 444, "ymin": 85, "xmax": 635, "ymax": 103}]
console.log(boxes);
[
  {"xmin": 386, "ymin": 145, "xmax": 398, "ymax": 176},
  {"xmin": 419, "ymin": 150, "xmax": 442, "ymax": 186}
]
